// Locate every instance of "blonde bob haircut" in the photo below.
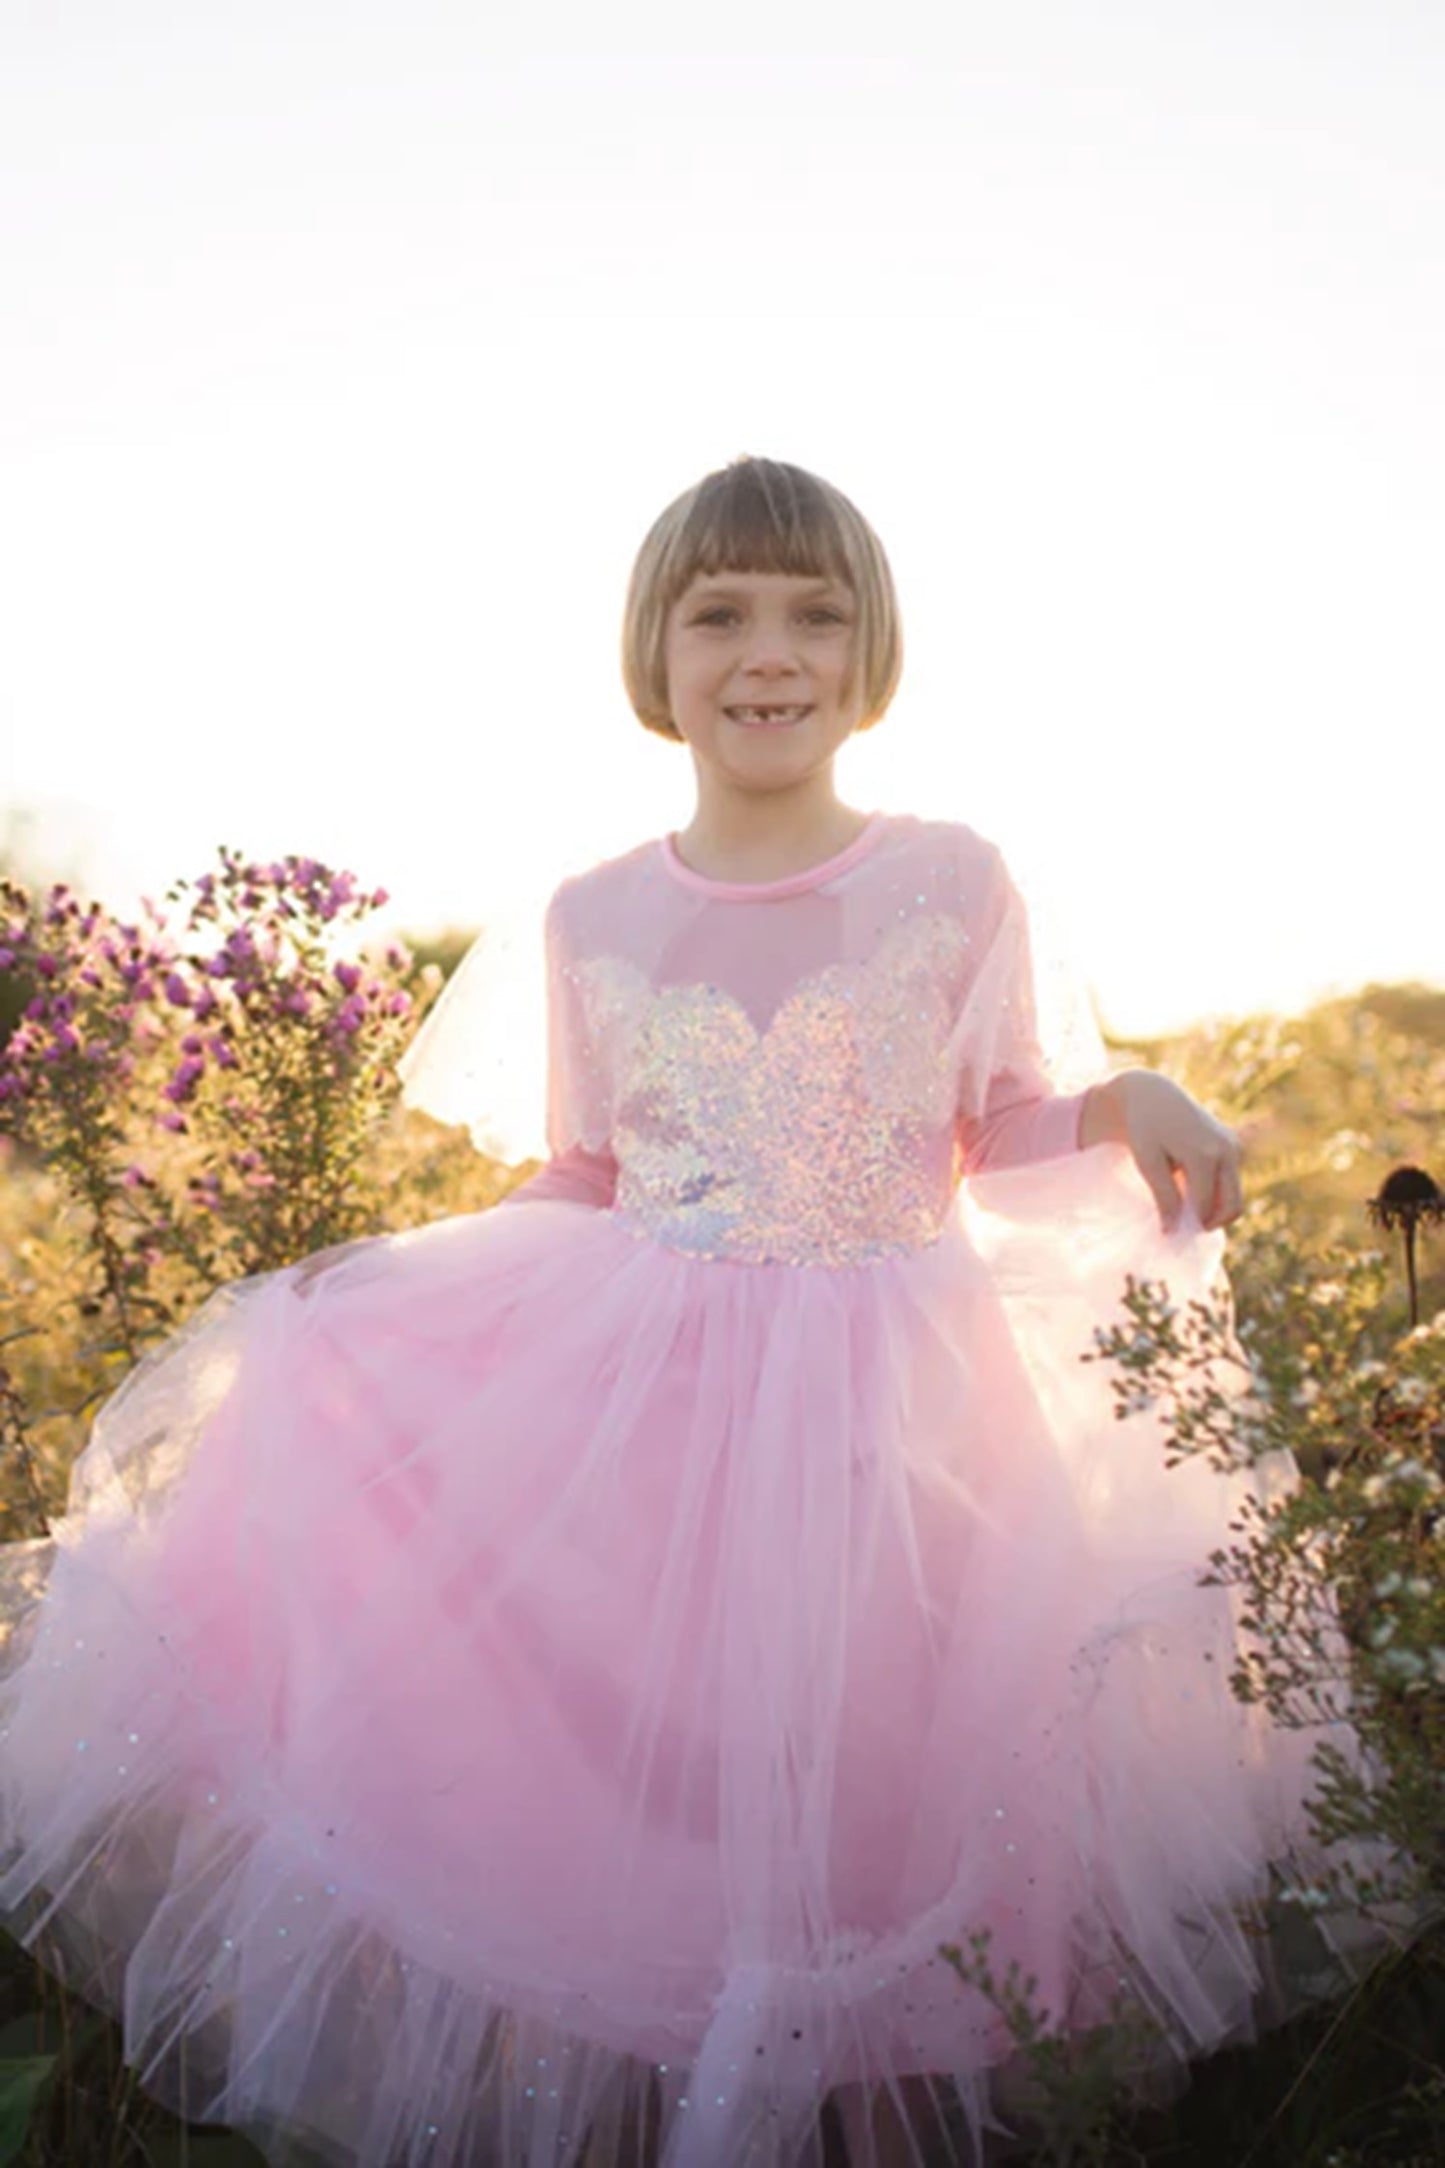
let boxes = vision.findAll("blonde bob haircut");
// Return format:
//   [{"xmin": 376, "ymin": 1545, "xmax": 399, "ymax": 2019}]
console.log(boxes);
[{"xmin": 622, "ymin": 456, "xmax": 903, "ymax": 739}]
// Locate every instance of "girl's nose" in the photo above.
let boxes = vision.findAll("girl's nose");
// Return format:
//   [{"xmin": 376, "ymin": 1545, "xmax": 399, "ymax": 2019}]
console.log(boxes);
[{"xmin": 741, "ymin": 623, "xmax": 802, "ymax": 673}]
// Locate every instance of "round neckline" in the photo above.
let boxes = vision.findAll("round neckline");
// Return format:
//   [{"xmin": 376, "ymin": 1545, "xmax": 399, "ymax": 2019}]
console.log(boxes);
[{"xmin": 659, "ymin": 810, "xmax": 887, "ymax": 899}]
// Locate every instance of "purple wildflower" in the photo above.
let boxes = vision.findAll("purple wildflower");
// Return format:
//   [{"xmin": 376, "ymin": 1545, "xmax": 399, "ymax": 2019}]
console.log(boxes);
[{"xmin": 162, "ymin": 1056, "xmax": 206, "ymax": 1104}]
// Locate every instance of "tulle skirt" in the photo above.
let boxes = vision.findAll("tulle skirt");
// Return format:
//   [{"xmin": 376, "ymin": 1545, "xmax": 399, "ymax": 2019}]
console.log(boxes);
[{"xmin": 0, "ymin": 1147, "xmax": 1387, "ymax": 2166}]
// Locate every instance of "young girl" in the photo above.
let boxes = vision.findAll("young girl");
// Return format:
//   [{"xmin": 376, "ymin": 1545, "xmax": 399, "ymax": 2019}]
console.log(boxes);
[{"xmin": 0, "ymin": 458, "xmax": 1375, "ymax": 2168}]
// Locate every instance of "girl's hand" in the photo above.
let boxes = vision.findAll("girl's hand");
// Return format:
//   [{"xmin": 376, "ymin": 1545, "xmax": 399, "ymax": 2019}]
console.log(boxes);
[{"xmin": 1081, "ymin": 1069, "xmax": 1244, "ymax": 1233}]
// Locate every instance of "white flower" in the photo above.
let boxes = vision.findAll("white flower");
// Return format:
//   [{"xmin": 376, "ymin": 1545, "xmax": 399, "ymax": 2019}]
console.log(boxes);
[
  {"xmin": 1392, "ymin": 1376, "xmax": 1430, "ymax": 1409},
  {"xmin": 1279, "ymin": 1883, "xmax": 1333, "ymax": 1913},
  {"xmin": 1388, "ymin": 1456, "xmax": 1435, "ymax": 1488}
]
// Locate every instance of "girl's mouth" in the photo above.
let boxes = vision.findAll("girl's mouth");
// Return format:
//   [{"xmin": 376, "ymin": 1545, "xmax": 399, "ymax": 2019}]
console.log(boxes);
[{"xmin": 724, "ymin": 705, "xmax": 813, "ymax": 729}]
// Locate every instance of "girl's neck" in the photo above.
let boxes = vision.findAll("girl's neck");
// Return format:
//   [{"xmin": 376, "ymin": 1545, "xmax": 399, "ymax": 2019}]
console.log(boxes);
[{"xmin": 672, "ymin": 793, "xmax": 874, "ymax": 885}]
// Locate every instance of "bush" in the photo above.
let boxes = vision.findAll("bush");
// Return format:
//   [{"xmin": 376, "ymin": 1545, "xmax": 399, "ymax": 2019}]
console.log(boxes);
[{"xmin": 0, "ymin": 852, "xmax": 515, "ymax": 1533}]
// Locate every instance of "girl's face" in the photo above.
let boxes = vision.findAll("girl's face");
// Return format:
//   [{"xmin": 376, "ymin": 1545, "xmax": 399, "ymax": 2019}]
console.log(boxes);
[{"xmin": 662, "ymin": 569, "xmax": 863, "ymax": 795}]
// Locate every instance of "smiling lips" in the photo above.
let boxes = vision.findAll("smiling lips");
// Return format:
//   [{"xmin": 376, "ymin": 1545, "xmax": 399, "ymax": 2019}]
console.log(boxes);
[{"xmin": 724, "ymin": 704, "xmax": 814, "ymax": 729}]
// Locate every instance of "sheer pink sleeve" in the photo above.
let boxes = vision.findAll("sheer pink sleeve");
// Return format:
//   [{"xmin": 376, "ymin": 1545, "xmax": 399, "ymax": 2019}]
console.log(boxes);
[
  {"xmin": 961, "ymin": 1083, "xmax": 1088, "ymax": 1173},
  {"xmin": 502, "ymin": 1145, "xmax": 618, "ymax": 1210},
  {"xmin": 950, "ymin": 841, "xmax": 1097, "ymax": 1177},
  {"xmin": 499, "ymin": 886, "xmax": 619, "ymax": 1211}
]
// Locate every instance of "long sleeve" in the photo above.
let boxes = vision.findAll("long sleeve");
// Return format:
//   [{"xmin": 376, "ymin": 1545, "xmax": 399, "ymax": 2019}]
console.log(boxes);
[
  {"xmin": 500, "ymin": 1143, "xmax": 619, "ymax": 1210},
  {"xmin": 957, "ymin": 1085, "xmax": 1088, "ymax": 1175},
  {"xmin": 950, "ymin": 839, "xmax": 1102, "ymax": 1179}
]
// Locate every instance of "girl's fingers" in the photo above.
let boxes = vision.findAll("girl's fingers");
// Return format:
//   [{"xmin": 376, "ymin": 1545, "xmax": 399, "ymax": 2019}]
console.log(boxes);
[
  {"xmin": 1137, "ymin": 1150, "xmax": 1183, "ymax": 1230},
  {"xmin": 1199, "ymin": 1173, "xmax": 1223, "ymax": 1230},
  {"xmin": 1195, "ymin": 1162, "xmax": 1221, "ymax": 1231},
  {"xmin": 1198, "ymin": 1148, "xmax": 1244, "ymax": 1231},
  {"xmin": 1166, "ymin": 1149, "xmax": 1235, "ymax": 1233},
  {"xmin": 1135, "ymin": 1123, "xmax": 1245, "ymax": 1235}
]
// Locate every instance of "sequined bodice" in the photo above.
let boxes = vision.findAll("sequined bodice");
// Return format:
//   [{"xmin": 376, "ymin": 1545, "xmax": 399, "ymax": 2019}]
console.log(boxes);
[
  {"xmin": 393, "ymin": 812, "xmax": 1094, "ymax": 1264},
  {"xmin": 574, "ymin": 913, "xmax": 970, "ymax": 1266}
]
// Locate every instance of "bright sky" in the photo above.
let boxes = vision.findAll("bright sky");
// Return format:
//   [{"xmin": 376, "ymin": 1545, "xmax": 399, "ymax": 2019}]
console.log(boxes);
[{"xmin": 2, "ymin": 1, "xmax": 1441, "ymax": 1037}]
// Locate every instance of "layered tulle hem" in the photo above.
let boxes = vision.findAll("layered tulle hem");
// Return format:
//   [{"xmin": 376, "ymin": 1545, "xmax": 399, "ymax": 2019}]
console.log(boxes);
[
  {"xmin": 0, "ymin": 1743, "xmax": 1382, "ymax": 2168},
  {"xmin": 0, "ymin": 1154, "xmax": 1412, "ymax": 2164}
]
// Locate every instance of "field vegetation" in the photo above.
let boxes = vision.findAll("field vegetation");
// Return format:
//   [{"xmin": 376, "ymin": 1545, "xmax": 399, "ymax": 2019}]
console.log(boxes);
[{"xmin": 0, "ymin": 850, "xmax": 1441, "ymax": 2165}]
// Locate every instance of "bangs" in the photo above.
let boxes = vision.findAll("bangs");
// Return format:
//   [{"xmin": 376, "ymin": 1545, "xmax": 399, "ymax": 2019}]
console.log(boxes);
[{"xmin": 673, "ymin": 463, "xmax": 856, "ymax": 589}]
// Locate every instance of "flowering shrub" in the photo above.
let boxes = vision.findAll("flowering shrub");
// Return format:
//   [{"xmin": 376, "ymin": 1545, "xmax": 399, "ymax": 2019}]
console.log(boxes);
[
  {"xmin": 2, "ymin": 857, "xmax": 416, "ymax": 1261},
  {"xmin": 0, "ymin": 853, "xmax": 436, "ymax": 1527},
  {"xmin": 1085, "ymin": 1212, "xmax": 1444, "ymax": 1914}
]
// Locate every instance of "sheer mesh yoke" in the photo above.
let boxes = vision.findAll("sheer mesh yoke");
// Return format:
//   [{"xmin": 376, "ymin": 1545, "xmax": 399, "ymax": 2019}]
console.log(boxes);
[{"xmin": 517, "ymin": 815, "xmax": 1091, "ymax": 1262}]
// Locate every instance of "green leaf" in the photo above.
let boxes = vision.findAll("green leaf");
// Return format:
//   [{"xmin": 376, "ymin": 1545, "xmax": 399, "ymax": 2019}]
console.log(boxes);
[
  {"xmin": 0, "ymin": 2054, "xmax": 57, "ymax": 2165},
  {"xmin": 0, "ymin": 2017, "xmax": 48, "ymax": 2061}
]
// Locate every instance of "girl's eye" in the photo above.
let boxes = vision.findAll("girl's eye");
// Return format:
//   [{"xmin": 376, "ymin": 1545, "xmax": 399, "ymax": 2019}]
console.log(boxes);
[{"xmin": 685, "ymin": 600, "xmax": 851, "ymax": 629}]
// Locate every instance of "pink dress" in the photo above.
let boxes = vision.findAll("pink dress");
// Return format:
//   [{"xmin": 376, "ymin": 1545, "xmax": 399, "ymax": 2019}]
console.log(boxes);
[{"xmin": 0, "ymin": 812, "xmax": 1366, "ymax": 2167}]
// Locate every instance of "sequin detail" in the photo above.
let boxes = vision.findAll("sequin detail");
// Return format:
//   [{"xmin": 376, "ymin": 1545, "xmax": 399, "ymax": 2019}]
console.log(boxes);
[{"xmin": 579, "ymin": 915, "xmax": 970, "ymax": 1265}]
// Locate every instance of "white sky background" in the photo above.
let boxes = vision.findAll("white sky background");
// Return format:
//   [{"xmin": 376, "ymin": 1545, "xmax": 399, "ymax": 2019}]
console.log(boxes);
[{"xmin": 1, "ymin": 0, "xmax": 1441, "ymax": 1038}]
